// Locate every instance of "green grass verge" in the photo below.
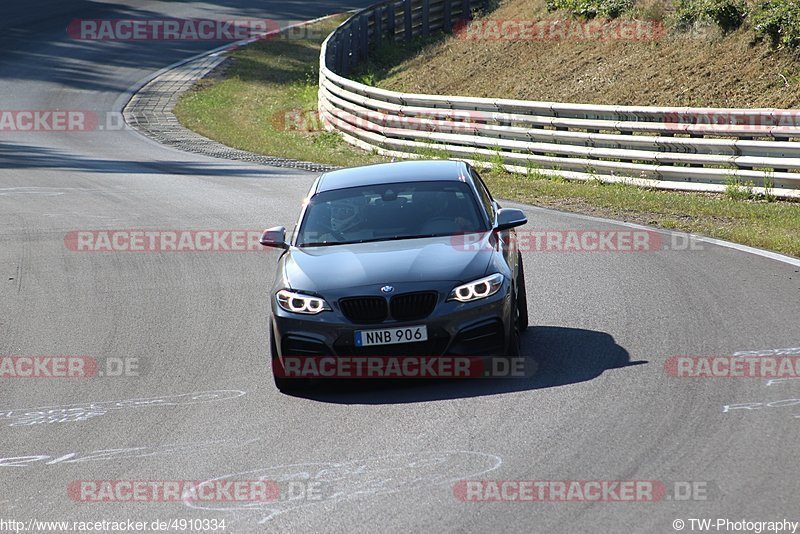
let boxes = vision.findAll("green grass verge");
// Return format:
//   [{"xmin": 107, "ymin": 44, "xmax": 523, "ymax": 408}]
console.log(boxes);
[
  {"xmin": 481, "ymin": 168, "xmax": 800, "ymax": 257},
  {"xmin": 174, "ymin": 16, "xmax": 800, "ymax": 258},
  {"xmin": 174, "ymin": 16, "xmax": 385, "ymax": 168}
]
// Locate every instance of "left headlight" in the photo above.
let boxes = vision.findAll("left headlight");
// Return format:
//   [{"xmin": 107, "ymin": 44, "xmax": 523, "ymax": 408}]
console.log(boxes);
[
  {"xmin": 276, "ymin": 289, "xmax": 331, "ymax": 314},
  {"xmin": 447, "ymin": 273, "xmax": 505, "ymax": 303}
]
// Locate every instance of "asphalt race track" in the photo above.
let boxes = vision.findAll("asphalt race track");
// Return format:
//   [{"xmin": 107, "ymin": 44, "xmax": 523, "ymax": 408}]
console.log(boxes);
[{"xmin": 1, "ymin": 1, "xmax": 799, "ymax": 532}]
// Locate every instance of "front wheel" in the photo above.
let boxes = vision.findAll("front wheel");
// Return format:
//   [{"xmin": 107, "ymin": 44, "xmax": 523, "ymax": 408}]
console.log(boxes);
[
  {"xmin": 507, "ymin": 279, "xmax": 522, "ymax": 359},
  {"xmin": 507, "ymin": 314, "xmax": 521, "ymax": 358},
  {"xmin": 271, "ymin": 327, "xmax": 310, "ymax": 392},
  {"xmin": 516, "ymin": 252, "xmax": 529, "ymax": 332}
]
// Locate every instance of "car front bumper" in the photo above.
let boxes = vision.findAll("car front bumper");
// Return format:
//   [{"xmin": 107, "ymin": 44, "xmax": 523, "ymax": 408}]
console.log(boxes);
[{"xmin": 270, "ymin": 282, "xmax": 514, "ymax": 364}]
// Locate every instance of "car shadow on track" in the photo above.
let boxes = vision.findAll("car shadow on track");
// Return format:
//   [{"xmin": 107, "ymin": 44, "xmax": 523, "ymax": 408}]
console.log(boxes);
[{"xmin": 287, "ymin": 326, "xmax": 647, "ymax": 404}]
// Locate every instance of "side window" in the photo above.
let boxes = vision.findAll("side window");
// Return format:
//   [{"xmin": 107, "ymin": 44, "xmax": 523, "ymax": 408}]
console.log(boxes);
[{"xmin": 470, "ymin": 169, "xmax": 496, "ymax": 225}]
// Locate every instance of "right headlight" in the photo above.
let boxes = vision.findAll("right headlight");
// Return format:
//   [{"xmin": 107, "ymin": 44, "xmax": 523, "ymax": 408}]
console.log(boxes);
[
  {"xmin": 447, "ymin": 273, "xmax": 504, "ymax": 303},
  {"xmin": 276, "ymin": 289, "xmax": 330, "ymax": 314}
]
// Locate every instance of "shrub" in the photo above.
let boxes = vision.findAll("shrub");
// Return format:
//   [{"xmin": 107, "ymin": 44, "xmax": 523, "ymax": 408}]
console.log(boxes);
[
  {"xmin": 751, "ymin": 0, "xmax": 800, "ymax": 49},
  {"xmin": 725, "ymin": 174, "xmax": 755, "ymax": 201},
  {"xmin": 546, "ymin": 0, "xmax": 635, "ymax": 19},
  {"xmin": 673, "ymin": 0, "xmax": 749, "ymax": 32}
]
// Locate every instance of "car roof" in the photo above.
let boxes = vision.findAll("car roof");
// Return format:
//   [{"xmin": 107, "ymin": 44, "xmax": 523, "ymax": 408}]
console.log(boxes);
[{"xmin": 315, "ymin": 160, "xmax": 470, "ymax": 193}]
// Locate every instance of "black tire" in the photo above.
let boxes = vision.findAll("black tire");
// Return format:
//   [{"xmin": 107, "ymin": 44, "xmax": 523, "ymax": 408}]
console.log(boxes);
[
  {"xmin": 506, "ymin": 272, "xmax": 522, "ymax": 359},
  {"xmin": 516, "ymin": 252, "xmax": 529, "ymax": 332},
  {"xmin": 271, "ymin": 327, "xmax": 309, "ymax": 392},
  {"xmin": 507, "ymin": 314, "xmax": 521, "ymax": 358}
]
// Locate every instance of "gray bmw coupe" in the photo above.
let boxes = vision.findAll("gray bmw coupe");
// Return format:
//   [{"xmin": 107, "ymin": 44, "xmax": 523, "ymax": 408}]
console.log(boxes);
[{"xmin": 260, "ymin": 160, "xmax": 528, "ymax": 391}]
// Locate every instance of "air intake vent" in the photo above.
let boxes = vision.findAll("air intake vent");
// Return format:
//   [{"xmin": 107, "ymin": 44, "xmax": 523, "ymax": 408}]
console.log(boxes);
[
  {"xmin": 390, "ymin": 291, "xmax": 438, "ymax": 321},
  {"xmin": 339, "ymin": 297, "xmax": 388, "ymax": 323}
]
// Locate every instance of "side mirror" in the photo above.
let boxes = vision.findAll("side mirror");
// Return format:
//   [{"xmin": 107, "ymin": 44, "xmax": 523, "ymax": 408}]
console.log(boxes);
[
  {"xmin": 260, "ymin": 226, "xmax": 288, "ymax": 249},
  {"xmin": 495, "ymin": 208, "xmax": 527, "ymax": 231}
]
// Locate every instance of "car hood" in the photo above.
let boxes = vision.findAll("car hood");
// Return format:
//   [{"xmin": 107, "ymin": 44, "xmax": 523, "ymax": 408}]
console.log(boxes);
[{"xmin": 282, "ymin": 234, "xmax": 494, "ymax": 293}]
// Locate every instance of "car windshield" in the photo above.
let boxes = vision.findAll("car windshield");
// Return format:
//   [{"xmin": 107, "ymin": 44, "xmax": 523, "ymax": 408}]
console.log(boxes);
[{"xmin": 296, "ymin": 180, "xmax": 488, "ymax": 247}]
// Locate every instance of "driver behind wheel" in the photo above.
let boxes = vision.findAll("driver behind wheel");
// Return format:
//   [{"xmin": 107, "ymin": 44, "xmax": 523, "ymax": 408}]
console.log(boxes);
[
  {"xmin": 313, "ymin": 196, "xmax": 371, "ymax": 243},
  {"xmin": 330, "ymin": 198, "xmax": 363, "ymax": 233}
]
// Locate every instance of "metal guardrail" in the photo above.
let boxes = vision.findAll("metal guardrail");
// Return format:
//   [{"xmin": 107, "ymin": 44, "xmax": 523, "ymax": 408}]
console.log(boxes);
[{"xmin": 318, "ymin": 0, "xmax": 800, "ymax": 198}]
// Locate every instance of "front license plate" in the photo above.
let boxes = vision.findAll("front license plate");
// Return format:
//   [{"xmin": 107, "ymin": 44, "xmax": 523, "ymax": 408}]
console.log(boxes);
[{"xmin": 355, "ymin": 325, "xmax": 428, "ymax": 347}]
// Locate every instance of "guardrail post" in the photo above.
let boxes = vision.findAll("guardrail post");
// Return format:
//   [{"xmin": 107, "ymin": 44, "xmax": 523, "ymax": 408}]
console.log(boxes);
[
  {"xmin": 387, "ymin": 3, "xmax": 396, "ymax": 40},
  {"xmin": 325, "ymin": 39, "xmax": 334, "ymax": 71},
  {"xmin": 404, "ymin": 0, "xmax": 413, "ymax": 40},
  {"xmin": 375, "ymin": 7, "xmax": 383, "ymax": 43},
  {"xmin": 352, "ymin": 22, "xmax": 360, "ymax": 67},
  {"xmin": 422, "ymin": 0, "xmax": 430, "ymax": 35},
  {"xmin": 443, "ymin": 0, "xmax": 452, "ymax": 31},
  {"xmin": 334, "ymin": 37, "xmax": 344, "ymax": 73},
  {"xmin": 343, "ymin": 26, "xmax": 353, "ymax": 74},
  {"xmin": 462, "ymin": 0, "xmax": 471, "ymax": 20},
  {"xmin": 360, "ymin": 15, "xmax": 369, "ymax": 57}
]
